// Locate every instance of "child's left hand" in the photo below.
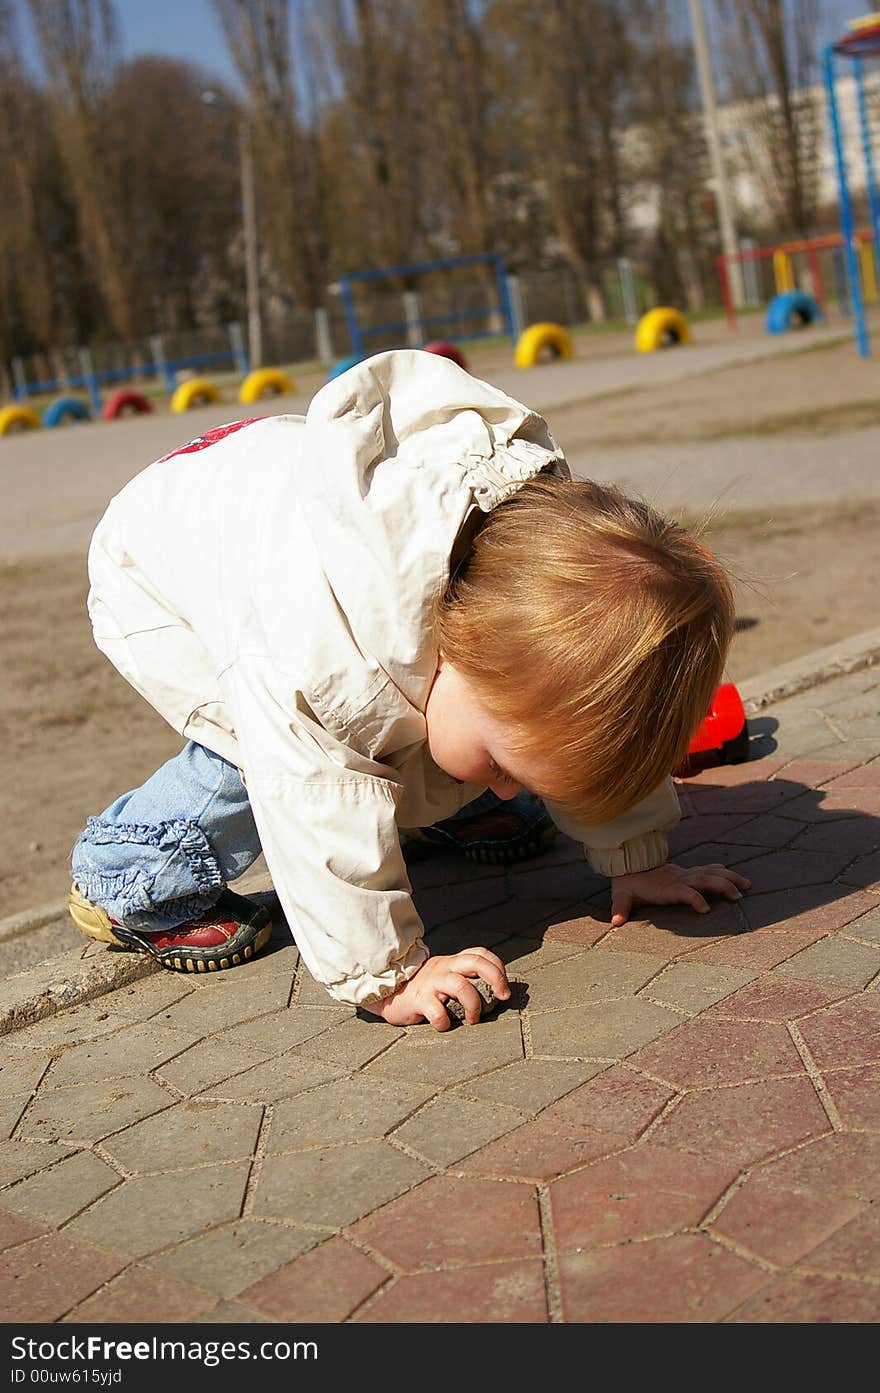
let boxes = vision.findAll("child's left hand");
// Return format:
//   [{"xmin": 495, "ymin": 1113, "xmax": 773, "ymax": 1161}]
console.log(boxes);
[{"xmin": 610, "ymin": 862, "xmax": 751, "ymax": 928}]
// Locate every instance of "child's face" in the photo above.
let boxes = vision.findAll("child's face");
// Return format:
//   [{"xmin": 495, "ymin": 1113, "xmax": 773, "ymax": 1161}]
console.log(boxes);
[{"xmin": 424, "ymin": 660, "xmax": 546, "ymax": 799}]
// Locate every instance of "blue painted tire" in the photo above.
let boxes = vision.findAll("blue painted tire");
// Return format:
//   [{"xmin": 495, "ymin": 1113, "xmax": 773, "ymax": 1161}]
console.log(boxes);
[
  {"xmin": 42, "ymin": 396, "xmax": 92, "ymax": 428},
  {"xmin": 327, "ymin": 355, "xmax": 364, "ymax": 382},
  {"xmin": 765, "ymin": 290, "xmax": 822, "ymax": 335}
]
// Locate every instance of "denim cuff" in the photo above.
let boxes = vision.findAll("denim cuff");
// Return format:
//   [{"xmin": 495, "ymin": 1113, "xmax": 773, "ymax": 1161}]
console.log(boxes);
[{"xmin": 72, "ymin": 816, "xmax": 225, "ymax": 931}]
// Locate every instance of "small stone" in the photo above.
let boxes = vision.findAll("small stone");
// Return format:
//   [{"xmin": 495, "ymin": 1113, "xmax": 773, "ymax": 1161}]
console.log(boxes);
[{"xmin": 443, "ymin": 977, "xmax": 496, "ymax": 1024}]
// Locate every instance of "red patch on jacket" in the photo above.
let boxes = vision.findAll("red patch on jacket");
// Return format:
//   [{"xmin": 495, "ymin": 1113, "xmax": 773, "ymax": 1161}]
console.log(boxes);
[{"xmin": 158, "ymin": 417, "xmax": 266, "ymax": 462}]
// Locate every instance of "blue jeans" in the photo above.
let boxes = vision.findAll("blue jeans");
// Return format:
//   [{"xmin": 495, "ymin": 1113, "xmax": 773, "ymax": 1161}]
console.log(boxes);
[
  {"xmin": 71, "ymin": 741, "xmax": 505, "ymax": 933},
  {"xmin": 71, "ymin": 742, "xmax": 263, "ymax": 932}
]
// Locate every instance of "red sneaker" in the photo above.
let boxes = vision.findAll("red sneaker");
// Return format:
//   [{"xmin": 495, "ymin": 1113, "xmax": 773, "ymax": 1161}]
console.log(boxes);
[{"xmin": 68, "ymin": 884, "xmax": 273, "ymax": 973}]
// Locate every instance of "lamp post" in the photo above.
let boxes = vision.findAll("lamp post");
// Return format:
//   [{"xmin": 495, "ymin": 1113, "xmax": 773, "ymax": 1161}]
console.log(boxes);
[
  {"xmin": 201, "ymin": 89, "xmax": 263, "ymax": 370},
  {"xmin": 687, "ymin": 0, "xmax": 744, "ymax": 308}
]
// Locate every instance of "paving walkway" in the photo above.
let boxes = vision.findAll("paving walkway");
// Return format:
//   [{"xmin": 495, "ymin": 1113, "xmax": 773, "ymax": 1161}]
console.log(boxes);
[{"xmin": 1, "ymin": 634, "xmax": 879, "ymax": 1325}]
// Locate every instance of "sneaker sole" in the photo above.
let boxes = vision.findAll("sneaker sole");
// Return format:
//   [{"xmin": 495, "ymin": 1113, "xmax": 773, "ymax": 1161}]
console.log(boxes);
[
  {"xmin": 68, "ymin": 884, "xmax": 273, "ymax": 973},
  {"xmin": 461, "ymin": 825, "xmax": 556, "ymax": 864}
]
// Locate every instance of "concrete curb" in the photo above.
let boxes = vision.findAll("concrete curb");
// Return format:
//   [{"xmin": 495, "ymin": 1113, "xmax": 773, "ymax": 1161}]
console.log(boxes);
[
  {"xmin": 3, "ymin": 627, "xmax": 880, "ymax": 1037},
  {"xmin": 0, "ymin": 898, "xmax": 69, "ymax": 944},
  {"xmin": 0, "ymin": 946, "xmax": 159, "ymax": 1037},
  {"xmin": 737, "ymin": 624, "xmax": 880, "ymax": 713}
]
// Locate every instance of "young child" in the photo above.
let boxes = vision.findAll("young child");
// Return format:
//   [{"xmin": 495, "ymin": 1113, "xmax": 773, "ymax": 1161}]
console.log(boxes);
[{"xmin": 69, "ymin": 348, "xmax": 750, "ymax": 1030}]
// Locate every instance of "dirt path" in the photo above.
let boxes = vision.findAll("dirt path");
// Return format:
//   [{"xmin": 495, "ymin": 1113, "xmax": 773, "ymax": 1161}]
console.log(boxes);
[{"xmin": 4, "ymin": 330, "xmax": 880, "ymax": 921}]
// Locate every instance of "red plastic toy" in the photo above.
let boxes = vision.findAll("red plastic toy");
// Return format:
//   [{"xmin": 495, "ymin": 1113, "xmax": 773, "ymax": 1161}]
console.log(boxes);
[{"xmin": 675, "ymin": 682, "xmax": 749, "ymax": 777}]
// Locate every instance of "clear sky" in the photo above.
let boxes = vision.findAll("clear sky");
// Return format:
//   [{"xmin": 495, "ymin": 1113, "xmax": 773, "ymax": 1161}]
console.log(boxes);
[{"xmin": 10, "ymin": 0, "xmax": 871, "ymax": 94}]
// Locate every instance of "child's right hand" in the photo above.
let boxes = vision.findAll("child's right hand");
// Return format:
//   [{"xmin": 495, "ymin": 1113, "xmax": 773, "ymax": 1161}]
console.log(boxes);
[{"xmin": 363, "ymin": 949, "xmax": 511, "ymax": 1031}]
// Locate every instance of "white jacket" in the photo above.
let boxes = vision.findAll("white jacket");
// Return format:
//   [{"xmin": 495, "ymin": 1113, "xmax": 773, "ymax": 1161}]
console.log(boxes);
[{"xmin": 86, "ymin": 350, "xmax": 679, "ymax": 1005}]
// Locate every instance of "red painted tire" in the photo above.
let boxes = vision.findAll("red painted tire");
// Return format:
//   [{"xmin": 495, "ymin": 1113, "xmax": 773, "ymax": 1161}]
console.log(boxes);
[
  {"xmin": 101, "ymin": 389, "xmax": 154, "ymax": 421},
  {"xmin": 423, "ymin": 340, "xmax": 468, "ymax": 370}
]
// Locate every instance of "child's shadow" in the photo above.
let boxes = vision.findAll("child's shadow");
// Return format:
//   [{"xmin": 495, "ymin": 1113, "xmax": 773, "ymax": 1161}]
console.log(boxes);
[{"xmin": 413, "ymin": 769, "xmax": 880, "ymax": 963}]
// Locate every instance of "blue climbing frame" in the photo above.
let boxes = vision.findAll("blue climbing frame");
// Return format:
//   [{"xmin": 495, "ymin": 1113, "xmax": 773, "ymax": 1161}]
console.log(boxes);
[
  {"xmin": 337, "ymin": 253, "xmax": 514, "ymax": 359},
  {"xmin": 823, "ymin": 17, "xmax": 880, "ymax": 356}
]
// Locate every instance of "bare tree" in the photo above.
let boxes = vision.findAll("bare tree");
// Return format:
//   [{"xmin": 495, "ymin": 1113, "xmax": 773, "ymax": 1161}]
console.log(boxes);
[
  {"xmin": 714, "ymin": 0, "xmax": 821, "ymax": 238},
  {"xmin": 416, "ymin": 0, "xmax": 497, "ymax": 257},
  {"xmin": 26, "ymin": 0, "xmax": 151, "ymax": 337},
  {"xmin": 488, "ymin": 0, "xmax": 634, "ymax": 320},
  {"xmin": 104, "ymin": 57, "xmax": 242, "ymax": 332},
  {"xmin": 314, "ymin": 0, "xmax": 427, "ymax": 276},
  {"xmin": 627, "ymin": 0, "xmax": 713, "ymax": 310},
  {"xmin": 213, "ymin": 0, "xmax": 328, "ymax": 310}
]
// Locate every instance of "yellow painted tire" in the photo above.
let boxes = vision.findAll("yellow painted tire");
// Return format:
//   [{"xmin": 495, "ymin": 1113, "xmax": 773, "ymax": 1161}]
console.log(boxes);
[
  {"xmin": 0, "ymin": 404, "xmax": 41, "ymax": 436},
  {"xmin": 238, "ymin": 367, "xmax": 295, "ymax": 403},
  {"xmin": 635, "ymin": 307, "xmax": 692, "ymax": 353},
  {"xmin": 514, "ymin": 322, "xmax": 575, "ymax": 368},
  {"xmin": 170, "ymin": 378, "xmax": 221, "ymax": 413}
]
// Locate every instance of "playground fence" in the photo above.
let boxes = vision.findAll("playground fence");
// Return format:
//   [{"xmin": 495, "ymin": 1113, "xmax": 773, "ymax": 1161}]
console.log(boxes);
[{"xmin": 2, "ymin": 258, "xmax": 678, "ymax": 406}]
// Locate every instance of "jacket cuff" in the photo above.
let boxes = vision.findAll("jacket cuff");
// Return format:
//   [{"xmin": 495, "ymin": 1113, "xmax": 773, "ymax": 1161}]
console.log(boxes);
[
  {"xmin": 322, "ymin": 937, "xmax": 429, "ymax": 1008},
  {"xmin": 585, "ymin": 831, "xmax": 669, "ymax": 878}
]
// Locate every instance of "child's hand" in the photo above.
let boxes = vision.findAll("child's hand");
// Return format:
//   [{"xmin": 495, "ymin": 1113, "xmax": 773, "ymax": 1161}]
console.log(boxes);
[
  {"xmin": 610, "ymin": 862, "xmax": 751, "ymax": 928},
  {"xmin": 363, "ymin": 949, "xmax": 511, "ymax": 1031}
]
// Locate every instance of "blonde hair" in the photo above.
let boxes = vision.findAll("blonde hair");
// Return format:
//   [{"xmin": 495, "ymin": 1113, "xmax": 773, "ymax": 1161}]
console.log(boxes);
[{"xmin": 434, "ymin": 474, "xmax": 735, "ymax": 825}]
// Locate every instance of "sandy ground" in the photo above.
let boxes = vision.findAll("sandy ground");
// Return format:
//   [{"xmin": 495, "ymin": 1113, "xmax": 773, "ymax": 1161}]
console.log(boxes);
[{"xmin": 3, "ymin": 320, "xmax": 880, "ymax": 922}]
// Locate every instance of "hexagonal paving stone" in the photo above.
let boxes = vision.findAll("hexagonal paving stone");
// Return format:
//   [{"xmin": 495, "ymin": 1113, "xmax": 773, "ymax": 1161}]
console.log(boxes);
[
  {"xmin": 750, "ymin": 1132, "xmax": 880, "ymax": 1201},
  {"xmin": 524, "ymin": 949, "xmax": 663, "ymax": 1013},
  {"xmin": 145, "ymin": 1219, "xmax": 319, "ymax": 1300},
  {"xmin": 558, "ymin": 1232, "xmax": 768, "ymax": 1322},
  {"xmin": 0, "ymin": 1051, "xmax": 53, "ymax": 1098},
  {"xmin": 239, "ymin": 1236, "xmax": 388, "ymax": 1322},
  {"xmin": 527, "ymin": 998, "xmax": 682, "ymax": 1060},
  {"xmin": 355, "ymin": 1259, "xmax": 548, "ymax": 1323},
  {"xmin": 295, "ymin": 1015, "xmax": 404, "ymax": 1069},
  {"xmin": 196, "ymin": 1050, "xmax": 348, "ymax": 1102},
  {"xmin": 726, "ymin": 1271, "xmax": 880, "ymax": 1323},
  {"xmin": 101, "ymin": 1099, "xmax": 263, "ymax": 1172},
  {"xmin": 252, "ymin": 1139, "xmax": 430, "ymax": 1228},
  {"xmin": 0, "ymin": 1139, "xmax": 75, "ymax": 1188},
  {"xmin": 796, "ymin": 994, "xmax": 880, "ymax": 1069},
  {"xmin": 350, "ymin": 1173, "xmax": 542, "ymax": 1268},
  {"xmin": 0, "ymin": 1208, "xmax": 46, "ymax": 1250},
  {"xmin": 47, "ymin": 1021, "xmax": 205, "ymax": 1086},
  {"xmin": 1, "ymin": 1232, "xmax": 127, "ymax": 1323},
  {"xmin": 648, "ymin": 1076, "xmax": 831, "ymax": 1167},
  {"xmin": 66, "ymin": 1163, "xmax": 252, "ymax": 1258},
  {"xmin": 20, "ymin": 1078, "xmax": 174, "ymax": 1144},
  {"xmin": 701, "ymin": 977, "xmax": 851, "ymax": 1021},
  {"xmin": 0, "ymin": 1149, "xmax": 120, "ymax": 1226},
  {"xmin": 709, "ymin": 1172, "xmax": 866, "ymax": 1266},
  {"xmin": 154, "ymin": 1037, "xmax": 277, "ymax": 1097},
  {"xmin": 157, "ymin": 962, "xmax": 297, "ymax": 1034},
  {"xmin": 629, "ymin": 1017, "xmax": 806, "ymax": 1089},
  {"xmin": 820, "ymin": 1063, "xmax": 880, "ymax": 1129},
  {"xmin": 550, "ymin": 1144, "xmax": 738, "ymax": 1249},
  {"xmin": 392, "ymin": 1093, "xmax": 529, "ymax": 1167},
  {"xmin": 637, "ymin": 961, "xmax": 757, "ymax": 1014},
  {"xmin": 458, "ymin": 1115, "xmax": 628, "ymax": 1183},
  {"xmin": 775, "ymin": 936, "xmax": 880, "ymax": 988},
  {"xmin": 218, "ymin": 1005, "xmax": 350, "ymax": 1055},
  {"xmin": 364, "ymin": 1013, "xmax": 524, "ymax": 1087},
  {"xmin": 451, "ymin": 1058, "xmax": 605, "ymax": 1113},
  {"xmin": 65, "ymin": 1264, "xmax": 216, "ymax": 1323},
  {"xmin": 786, "ymin": 1202, "xmax": 880, "ymax": 1281},
  {"xmin": 266, "ymin": 1076, "xmax": 433, "ymax": 1152},
  {"xmin": 546, "ymin": 1065, "xmax": 677, "ymax": 1138}
]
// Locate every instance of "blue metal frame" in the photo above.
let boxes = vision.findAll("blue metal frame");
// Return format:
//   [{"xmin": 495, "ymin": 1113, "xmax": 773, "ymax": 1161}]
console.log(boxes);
[
  {"xmin": 823, "ymin": 33, "xmax": 880, "ymax": 356},
  {"xmin": 338, "ymin": 253, "xmax": 513, "ymax": 358},
  {"xmin": 12, "ymin": 349, "xmax": 244, "ymax": 411}
]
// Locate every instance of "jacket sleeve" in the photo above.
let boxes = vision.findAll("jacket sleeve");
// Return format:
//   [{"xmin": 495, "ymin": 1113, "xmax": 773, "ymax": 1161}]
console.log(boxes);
[
  {"xmin": 227, "ymin": 664, "xmax": 428, "ymax": 1008},
  {"xmin": 543, "ymin": 777, "xmax": 681, "ymax": 878}
]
